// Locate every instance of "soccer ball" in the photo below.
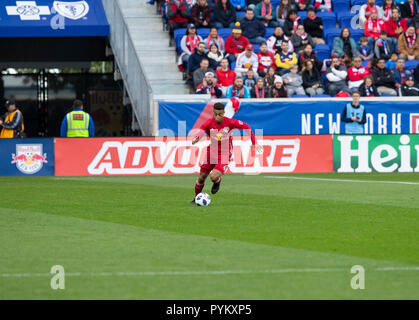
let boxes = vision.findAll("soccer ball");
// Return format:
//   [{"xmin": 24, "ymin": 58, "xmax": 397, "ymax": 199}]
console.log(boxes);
[{"xmin": 195, "ymin": 192, "xmax": 211, "ymax": 206}]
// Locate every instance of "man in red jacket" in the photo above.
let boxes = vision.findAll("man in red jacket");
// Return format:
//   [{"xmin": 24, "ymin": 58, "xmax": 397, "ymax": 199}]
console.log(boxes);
[
  {"xmin": 385, "ymin": 8, "xmax": 408, "ymax": 49},
  {"xmin": 256, "ymin": 41, "xmax": 276, "ymax": 77},
  {"xmin": 364, "ymin": 8, "xmax": 386, "ymax": 49},
  {"xmin": 167, "ymin": 0, "xmax": 190, "ymax": 38},
  {"xmin": 216, "ymin": 58, "xmax": 237, "ymax": 96},
  {"xmin": 348, "ymin": 56, "xmax": 371, "ymax": 91},
  {"xmin": 225, "ymin": 22, "xmax": 250, "ymax": 66}
]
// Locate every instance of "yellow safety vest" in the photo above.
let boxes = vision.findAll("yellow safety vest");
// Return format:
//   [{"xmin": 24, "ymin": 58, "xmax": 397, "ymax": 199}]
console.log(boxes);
[
  {"xmin": 0, "ymin": 109, "xmax": 24, "ymax": 138},
  {"xmin": 66, "ymin": 110, "xmax": 90, "ymax": 137}
]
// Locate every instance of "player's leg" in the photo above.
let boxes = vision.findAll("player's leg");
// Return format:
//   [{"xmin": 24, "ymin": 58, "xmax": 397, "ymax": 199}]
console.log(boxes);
[
  {"xmin": 190, "ymin": 167, "xmax": 211, "ymax": 205},
  {"xmin": 210, "ymin": 167, "xmax": 224, "ymax": 194}
]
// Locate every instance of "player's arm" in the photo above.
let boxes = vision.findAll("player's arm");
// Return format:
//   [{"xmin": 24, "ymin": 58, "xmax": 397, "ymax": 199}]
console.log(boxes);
[
  {"xmin": 192, "ymin": 119, "xmax": 210, "ymax": 145},
  {"xmin": 230, "ymin": 119, "xmax": 263, "ymax": 152}
]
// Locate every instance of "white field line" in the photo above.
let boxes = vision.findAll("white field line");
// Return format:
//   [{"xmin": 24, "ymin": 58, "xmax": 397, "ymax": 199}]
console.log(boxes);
[
  {"xmin": 265, "ymin": 176, "xmax": 419, "ymax": 186},
  {"xmin": 1, "ymin": 266, "xmax": 418, "ymax": 278}
]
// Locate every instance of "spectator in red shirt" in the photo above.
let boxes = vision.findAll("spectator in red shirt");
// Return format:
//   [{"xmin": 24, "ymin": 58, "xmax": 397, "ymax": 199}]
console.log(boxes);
[
  {"xmin": 216, "ymin": 58, "xmax": 237, "ymax": 96},
  {"xmin": 348, "ymin": 56, "xmax": 371, "ymax": 91},
  {"xmin": 364, "ymin": 8, "xmax": 386, "ymax": 48},
  {"xmin": 225, "ymin": 22, "xmax": 251, "ymax": 66},
  {"xmin": 256, "ymin": 42, "xmax": 276, "ymax": 77},
  {"xmin": 167, "ymin": 0, "xmax": 190, "ymax": 39},
  {"xmin": 385, "ymin": 8, "xmax": 408, "ymax": 49}
]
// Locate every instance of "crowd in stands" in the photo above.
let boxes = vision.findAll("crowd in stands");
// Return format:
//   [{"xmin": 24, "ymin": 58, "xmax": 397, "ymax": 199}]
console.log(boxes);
[{"xmin": 155, "ymin": 0, "xmax": 419, "ymax": 98}]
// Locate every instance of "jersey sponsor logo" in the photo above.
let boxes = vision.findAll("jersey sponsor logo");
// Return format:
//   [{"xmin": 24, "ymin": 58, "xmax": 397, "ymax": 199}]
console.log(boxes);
[
  {"xmin": 6, "ymin": 1, "xmax": 51, "ymax": 20},
  {"xmin": 11, "ymin": 144, "xmax": 48, "ymax": 174},
  {"xmin": 86, "ymin": 138, "xmax": 302, "ymax": 175},
  {"xmin": 72, "ymin": 114, "xmax": 84, "ymax": 120},
  {"xmin": 53, "ymin": 1, "xmax": 89, "ymax": 20}
]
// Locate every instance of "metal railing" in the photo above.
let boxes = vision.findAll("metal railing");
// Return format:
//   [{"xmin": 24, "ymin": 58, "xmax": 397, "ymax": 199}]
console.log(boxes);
[{"xmin": 102, "ymin": 0, "xmax": 154, "ymax": 136}]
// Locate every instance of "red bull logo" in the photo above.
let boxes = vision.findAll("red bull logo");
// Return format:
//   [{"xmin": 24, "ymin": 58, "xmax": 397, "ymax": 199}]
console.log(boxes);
[{"xmin": 11, "ymin": 144, "xmax": 47, "ymax": 174}]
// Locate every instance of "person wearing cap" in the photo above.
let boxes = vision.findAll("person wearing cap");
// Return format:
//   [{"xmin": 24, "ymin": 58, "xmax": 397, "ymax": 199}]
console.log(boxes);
[
  {"xmin": 0, "ymin": 99, "xmax": 25, "ymax": 139},
  {"xmin": 60, "ymin": 100, "xmax": 95, "ymax": 138},
  {"xmin": 225, "ymin": 22, "xmax": 250, "ymax": 65},
  {"xmin": 240, "ymin": 8, "xmax": 266, "ymax": 45},
  {"xmin": 191, "ymin": 0, "xmax": 211, "ymax": 28},
  {"xmin": 179, "ymin": 24, "xmax": 203, "ymax": 74},
  {"xmin": 397, "ymin": 74, "xmax": 419, "ymax": 96},
  {"xmin": 269, "ymin": 76, "xmax": 287, "ymax": 98},
  {"xmin": 398, "ymin": 25, "xmax": 419, "ymax": 60},
  {"xmin": 341, "ymin": 91, "xmax": 367, "ymax": 134},
  {"xmin": 234, "ymin": 44, "xmax": 259, "ymax": 77},
  {"xmin": 196, "ymin": 72, "xmax": 223, "ymax": 98}
]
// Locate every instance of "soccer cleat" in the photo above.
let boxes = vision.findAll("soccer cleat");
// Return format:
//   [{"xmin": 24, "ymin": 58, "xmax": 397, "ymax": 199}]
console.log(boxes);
[
  {"xmin": 189, "ymin": 199, "xmax": 196, "ymax": 205},
  {"xmin": 211, "ymin": 180, "xmax": 221, "ymax": 194}
]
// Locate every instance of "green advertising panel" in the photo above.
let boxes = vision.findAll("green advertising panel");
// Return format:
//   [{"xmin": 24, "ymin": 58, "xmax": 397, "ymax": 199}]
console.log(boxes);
[{"xmin": 333, "ymin": 134, "xmax": 419, "ymax": 173}]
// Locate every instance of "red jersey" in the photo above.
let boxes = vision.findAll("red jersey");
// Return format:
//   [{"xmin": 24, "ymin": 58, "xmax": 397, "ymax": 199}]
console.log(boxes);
[
  {"xmin": 196, "ymin": 116, "xmax": 257, "ymax": 159},
  {"xmin": 216, "ymin": 69, "xmax": 237, "ymax": 87}
]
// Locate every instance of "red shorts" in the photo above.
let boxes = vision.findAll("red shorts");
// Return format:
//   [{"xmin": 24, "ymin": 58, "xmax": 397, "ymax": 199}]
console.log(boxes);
[{"xmin": 200, "ymin": 150, "xmax": 231, "ymax": 175}]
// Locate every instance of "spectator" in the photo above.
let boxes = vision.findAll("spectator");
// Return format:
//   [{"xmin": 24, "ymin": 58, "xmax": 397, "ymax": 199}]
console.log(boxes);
[
  {"xmin": 397, "ymin": 74, "xmax": 419, "ymax": 95},
  {"xmin": 167, "ymin": 0, "xmax": 190, "ymax": 39},
  {"xmin": 188, "ymin": 42, "xmax": 211, "ymax": 77},
  {"xmin": 303, "ymin": 8, "xmax": 325, "ymax": 45},
  {"xmin": 235, "ymin": 44, "xmax": 259, "ymax": 77},
  {"xmin": 193, "ymin": 58, "xmax": 216, "ymax": 89},
  {"xmin": 348, "ymin": 56, "xmax": 371, "ymax": 91},
  {"xmin": 225, "ymin": 23, "xmax": 251, "ymax": 65},
  {"xmin": 360, "ymin": 0, "xmax": 384, "ymax": 26},
  {"xmin": 283, "ymin": 10, "xmax": 302, "ymax": 37},
  {"xmin": 400, "ymin": 0, "xmax": 419, "ymax": 20},
  {"xmin": 196, "ymin": 71, "xmax": 223, "ymax": 98},
  {"xmin": 247, "ymin": 0, "xmax": 262, "ymax": 12},
  {"xmin": 241, "ymin": 8, "xmax": 266, "ymax": 44},
  {"xmin": 371, "ymin": 58, "xmax": 397, "ymax": 95},
  {"xmin": 205, "ymin": 27, "xmax": 225, "ymax": 53},
  {"xmin": 269, "ymin": 77, "xmax": 288, "ymax": 98},
  {"xmin": 326, "ymin": 56, "xmax": 351, "ymax": 97},
  {"xmin": 291, "ymin": 24, "xmax": 315, "ymax": 55},
  {"xmin": 255, "ymin": 0, "xmax": 278, "ymax": 28},
  {"xmin": 392, "ymin": 57, "xmax": 414, "ymax": 88},
  {"xmin": 358, "ymin": 75, "xmax": 380, "ymax": 96},
  {"xmin": 364, "ymin": 8, "xmax": 386, "ymax": 48},
  {"xmin": 332, "ymin": 28, "xmax": 358, "ymax": 59},
  {"xmin": 191, "ymin": 0, "xmax": 212, "ymax": 28},
  {"xmin": 179, "ymin": 24, "xmax": 203, "ymax": 73},
  {"xmin": 244, "ymin": 69, "xmax": 257, "ymax": 88},
  {"xmin": 385, "ymin": 7, "xmax": 408, "ymax": 49},
  {"xmin": 282, "ymin": 64, "xmax": 306, "ymax": 96},
  {"xmin": 275, "ymin": 41, "xmax": 298, "ymax": 75},
  {"xmin": 302, "ymin": 59, "xmax": 325, "ymax": 96},
  {"xmin": 295, "ymin": 0, "xmax": 310, "ymax": 11},
  {"xmin": 385, "ymin": 52, "xmax": 399, "ymax": 69},
  {"xmin": 207, "ymin": 44, "xmax": 224, "ymax": 67},
  {"xmin": 357, "ymin": 37, "xmax": 374, "ymax": 61},
  {"xmin": 313, "ymin": 0, "xmax": 332, "ymax": 12},
  {"xmin": 398, "ymin": 25, "xmax": 419, "ymax": 60},
  {"xmin": 216, "ymin": 58, "xmax": 237, "ymax": 96},
  {"xmin": 382, "ymin": 0, "xmax": 399, "ymax": 21},
  {"xmin": 414, "ymin": 63, "xmax": 419, "ymax": 83},
  {"xmin": 264, "ymin": 66, "xmax": 281, "ymax": 89},
  {"xmin": 60, "ymin": 99, "xmax": 94, "ymax": 138},
  {"xmin": 230, "ymin": 0, "xmax": 245, "ymax": 12},
  {"xmin": 0, "ymin": 99, "xmax": 25, "ymax": 138},
  {"xmin": 226, "ymin": 76, "xmax": 251, "ymax": 98},
  {"xmin": 213, "ymin": 0, "xmax": 237, "ymax": 29},
  {"xmin": 375, "ymin": 30, "xmax": 397, "ymax": 60},
  {"xmin": 266, "ymin": 26, "xmax": 294, "ymax": 54},
  {"xmin": 257, "ymin": 41, "xmax": 276, "ymax": 77},
  {"xmin": 297, "ymin": 43, "xmax": 322, "ymax": 71},
  {"xmin": 251, "ymin": 78, "xmax": 270, "ymax": 98},
  {"xmin": 276, "ymin": 0, "xmax": 294, "ymax": 28},
  {"xmin": 341, "ymin": 91, "xmax": 367, "ymax": 134}
]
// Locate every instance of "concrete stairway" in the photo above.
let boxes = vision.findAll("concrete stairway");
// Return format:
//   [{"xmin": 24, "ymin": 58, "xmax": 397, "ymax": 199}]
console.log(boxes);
[{"xmin": 118, "ymin": 0, "xmax": 190, "ymax": 95}]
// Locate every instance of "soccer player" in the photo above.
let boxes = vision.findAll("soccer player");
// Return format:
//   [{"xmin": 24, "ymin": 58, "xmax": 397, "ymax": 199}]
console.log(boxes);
[{"xmin": 190, "ymin": 102, "xmax": 262, "ymax": 204}]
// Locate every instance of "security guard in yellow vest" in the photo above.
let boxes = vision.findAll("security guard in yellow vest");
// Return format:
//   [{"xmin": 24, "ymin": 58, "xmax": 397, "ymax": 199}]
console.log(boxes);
[
  {"xmin": 60, "ymin": 99, "xmax": 95, "ymax": 137},
  {"xmin": 0, "ymin": 99, "xmax": 25, "ymax": 138}
]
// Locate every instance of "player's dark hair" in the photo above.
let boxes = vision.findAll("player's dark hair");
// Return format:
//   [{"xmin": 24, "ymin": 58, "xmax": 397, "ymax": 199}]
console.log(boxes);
[
  {"xmin": 73, "ymin": 99, "xmax": 83, "ymax": 109},
  {"xmin": 213, "ymin": 102, "xmax": 225, "ymax": 110}
]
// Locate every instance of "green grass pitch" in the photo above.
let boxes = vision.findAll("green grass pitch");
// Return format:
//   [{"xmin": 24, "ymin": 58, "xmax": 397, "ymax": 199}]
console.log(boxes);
[{"xmin": 0, "ymin": 173, "xmax": 418, "ymax": 299}]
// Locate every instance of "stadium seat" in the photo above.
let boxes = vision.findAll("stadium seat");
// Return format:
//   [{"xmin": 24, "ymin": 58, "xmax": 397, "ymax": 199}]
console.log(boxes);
[
  {"xmin": 265, "ymin": 27, "xmax": 275, "ymax": 38},
  {"xmin": 318, "ymin": 13, "xmax": 337, "ymax": 30},
  {"xmin": 174, "ymin": 28, "xmax": 187, "ymax": 54},
  {"xmin": 298, "ymin": 11, "xmax": 307, "ymax": 21},
  {"xmin": 350, "ymin": 29, "xmax": 364, "ymax": 43},
  {"xmin": 338, "ymin": 12, "xmax": 357, "ymax": 29},
  {"xmin": 324, "ymin": 28, "xmax": 341, "ymax": 47},
  {"xmin": 315, "ymin": 44, "xmax": 331, "ymax": 61},
  {"xmin": 197, "ymin": 28, "xmax": 211, "ymax": 39},
  {"xmin": 332, "ymin": 0, "xmax": 350, "ymax": 13},
  {"xmin": 351, "ymin": 0, "xmax": 366, "ymax": 6},
  {"xmin": 253, "ymin": 44, "xmax": 260, "ymax": 53},
  {"xmin": 271, "ymin": 0, "xmax": 281, "ymax": 6},
  {"xmin": 236, "ymin": 11, "xmax": 246, "ymax": 21},
  {"xmin": 292, "ymin": 94, "xmax": 309, "ymax": 98},
  {"xmin": 405, "ymin": 60, "xmax": 419, "ymax": 70},
  {"xmin": 218, "ymin": 28, "xmax": 232, "ymax": 40},
  {"xmin": 312, "ymin": 94, "xmax": 331, "ymax": 98}
]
